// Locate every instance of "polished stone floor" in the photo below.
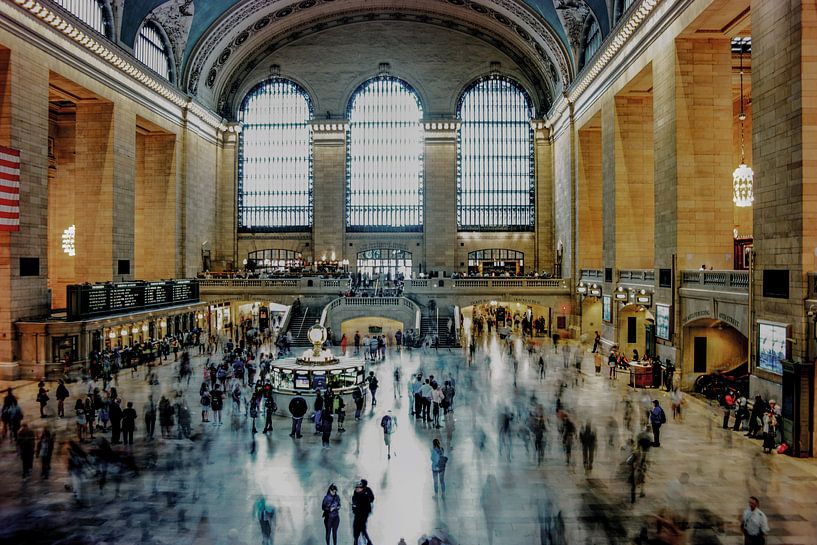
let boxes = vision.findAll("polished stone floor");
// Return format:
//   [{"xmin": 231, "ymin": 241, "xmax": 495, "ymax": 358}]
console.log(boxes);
[{"xmin": 1, "ymin": 335, "xmax": 816, "ymax": 545}]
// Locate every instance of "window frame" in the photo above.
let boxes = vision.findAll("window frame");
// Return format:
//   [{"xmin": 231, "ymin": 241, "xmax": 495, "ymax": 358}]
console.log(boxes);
[
  {"xmin": 237, "ymin": 77, "xmax": 315, "ymax": 233},
  {"xmin": 52, "ymin": 0, "xmax": 112, "ymax": 38},
  {"xmin": 456, "ymin": 75, "xmax": 535, "ymax": 232},
  {"xmin": 345, "ymin": 75, "xmax": 425, "ymax": 233},
  {"xmin": 135, "ymin": 21, "xmax": 174, "ymax": 82}
]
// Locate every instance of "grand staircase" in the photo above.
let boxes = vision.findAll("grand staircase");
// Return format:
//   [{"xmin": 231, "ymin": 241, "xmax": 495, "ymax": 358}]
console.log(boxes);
[
  {"xmin": 420, "ymin": 313, "xmax": 460, "ymax": 348},
  {"xmin": 286, "ymin": 305, "xmax": 316, "ymax": 347}
]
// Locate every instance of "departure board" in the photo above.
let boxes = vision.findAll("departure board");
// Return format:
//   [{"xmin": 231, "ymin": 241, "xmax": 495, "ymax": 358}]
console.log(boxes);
[{"xmin": 67, "ymin": 280, "xmax": 200, "ymax": 321}]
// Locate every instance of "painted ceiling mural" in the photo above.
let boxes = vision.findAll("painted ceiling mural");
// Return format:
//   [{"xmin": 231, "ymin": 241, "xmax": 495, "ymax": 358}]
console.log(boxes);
[{"xmin": 116, "ymin": 0, "xmax": 616, "ymax": 114}]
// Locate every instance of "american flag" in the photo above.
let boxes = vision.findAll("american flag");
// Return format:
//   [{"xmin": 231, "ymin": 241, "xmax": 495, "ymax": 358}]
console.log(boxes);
[{"xmin": 0, "ymin": 145, "xmax": 20, "ymax": 231}]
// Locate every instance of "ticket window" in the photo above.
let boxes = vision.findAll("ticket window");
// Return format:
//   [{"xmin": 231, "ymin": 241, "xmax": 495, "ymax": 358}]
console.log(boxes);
[{"xmin": 52, "ymin": 336, "xmax": 78, "ymax": 364}]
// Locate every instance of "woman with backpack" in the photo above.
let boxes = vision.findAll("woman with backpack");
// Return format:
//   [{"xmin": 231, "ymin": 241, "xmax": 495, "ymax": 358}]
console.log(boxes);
[
  {"xmin": 199, "ymin": 382, "xmax": 211, "ymax": 422},
  {"xmin": 431, "ymin": 438, "xmax": 448, "ymax": 497},
  {"xmin": 36, "ymin": 381, "xmax": 49, "ymax": 418},
  {"xmin": 210, "ymin": 384, "xmax": 224, "ymax": 425}
]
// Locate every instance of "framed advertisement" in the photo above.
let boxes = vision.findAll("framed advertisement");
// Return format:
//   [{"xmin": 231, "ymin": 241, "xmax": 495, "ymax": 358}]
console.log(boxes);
[
  {"xmin": 602, "ymin": 295, "xmax": 612, "ymax": 323},
  {"xmin": 757, "ymin": 320, "xmax": 788, "ymax": 374},
  {"xmin": 656, "ymin": 304, "xmax": 671, "ymax": 340}
]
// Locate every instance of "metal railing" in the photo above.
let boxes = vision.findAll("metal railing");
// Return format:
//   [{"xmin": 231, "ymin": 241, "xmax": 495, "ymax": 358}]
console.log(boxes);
[
  {"xmin": 680, "ymin": 270, "xmax": 749, "ymax": 291},
  {"xmin": 404, "ymin": 278, "xmax": 569, "ymax": 290},
  {"xmin": 320, "ymin": 297, "xmax": 422, "ymax": 327},
  {"xmin": 198, "ymin": 277, "xmax": 351, "ymax": 290}
]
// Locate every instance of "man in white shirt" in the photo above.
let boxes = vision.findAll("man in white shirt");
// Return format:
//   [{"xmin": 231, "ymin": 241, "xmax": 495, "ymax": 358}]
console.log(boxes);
[
  {"xmin": 741, "ymin": 496, "xmax": 769, "ymax": 545},
  {"xmin": 420, "ymin": 380, "xmax": 433, "ymax": 422}
]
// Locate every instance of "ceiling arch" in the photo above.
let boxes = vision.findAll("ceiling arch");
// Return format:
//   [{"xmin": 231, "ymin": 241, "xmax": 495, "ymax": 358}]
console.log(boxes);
[
  {"xmin": 182, "ymin": 0, "xmax": 575, "ymax": 108},
  {"xmin": 214, "ymin": 12, "xmax": 558, "ymax": 118}
]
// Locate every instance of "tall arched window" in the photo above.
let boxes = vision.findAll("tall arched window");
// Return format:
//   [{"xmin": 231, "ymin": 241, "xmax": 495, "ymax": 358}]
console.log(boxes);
[
  {"xmin": 346, "ymin": 76, "xmax": 424, "ymax": 231},
  {"xmin": 582, "ymin": 17, "xmax": 602, "ymax": 68},
  {"xmin": 135, "ymin": 22, "xmax": 172, "ymax": 80},
  {"xmin": 53, "ymin": 0, "xmax": 109, "ymax": 36},
  {"xmin": 238, "ymin": 79, "xmax": 314, "ymax": 232},
  {"xmin": 457, "ymin": 76, "xmax": 534, "ymax": 231}
]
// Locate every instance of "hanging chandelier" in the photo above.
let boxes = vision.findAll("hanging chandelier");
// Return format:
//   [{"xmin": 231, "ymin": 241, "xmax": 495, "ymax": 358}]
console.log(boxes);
[{"xmin": 733, "ymin": 42, "xmax": 754, "ymax": 207}]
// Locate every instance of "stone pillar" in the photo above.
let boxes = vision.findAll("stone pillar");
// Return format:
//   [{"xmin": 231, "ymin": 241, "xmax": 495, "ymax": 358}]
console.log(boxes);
[
  {"xmin": 423, "ymin": 120, "xmax": 458, "ymax": 272},
  {"xmin": 311, "ymin": 122, "xmax": 347, "ymax": 263},
  {"xmin": 576, "ymin": 115, "xmax": 603, "ymax": 270},
  {"xmin": 600, "ymin": 97, "xmax": 617, "ymax": 342},
  {"xmin": 674, "ymin": 37, "xmax": 733, "ymax": 270},
  {"xmin": 215, "ymin": 124, "xmax": 239, "ymax": 270},
  {"xmin": 74, "ymin": 102, "xmax": 116, "ymax": 282},
  {"xmin": 613, "ymin": 94, "xmax": 654, "ymax": 269},
  {"xmin": 752, "ymin": 0, "xmax": 815, "ymax": 363},
  {"xmin": 0, "ymin": 48, "xmax": 49, "ymax": 374},
  {"xmin": 135, "ymin": 130, "xmax": 177, "ymax": 279},
  {"xmin": 112, "ymin": 104, "xmax": 135, "ymax": 279},
  {"xmin": 552, "ymin": 114, "xmax": 574, "ymax": 280},
  {"xmin": 532, "ymin": 120, "xmax": 554, "ymax": 274}
]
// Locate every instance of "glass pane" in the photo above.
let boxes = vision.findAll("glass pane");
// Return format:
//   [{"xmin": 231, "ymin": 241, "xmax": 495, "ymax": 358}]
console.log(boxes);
[
  {"xmin": 457, "ymin": 77, "xmax": 534, "ymax": 230},
  {"xmin": 238, "ymin": 79, "xmax": 314, "ymax": 231},
  {"xmin": 347, "ymin": 77, "xmax": 424, "ymax": 231}
]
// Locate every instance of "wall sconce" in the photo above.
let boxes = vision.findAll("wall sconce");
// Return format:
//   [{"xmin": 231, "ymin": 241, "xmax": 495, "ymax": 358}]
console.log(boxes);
[{"xmin": 576, "ymin": 282, "xmax": 588, "ymax": 294}]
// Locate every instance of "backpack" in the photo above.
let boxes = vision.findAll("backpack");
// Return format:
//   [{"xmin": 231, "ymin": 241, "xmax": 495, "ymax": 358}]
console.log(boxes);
[
  {"xmin": 380, "ymin": 415, "xmax": 394, "ymax": 433},
  {"xmin": 369, "ymin": 377, "xmax": 379, "ymax": 390}
]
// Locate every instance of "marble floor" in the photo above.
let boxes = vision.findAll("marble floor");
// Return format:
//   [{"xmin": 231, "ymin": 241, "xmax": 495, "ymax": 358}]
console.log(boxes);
[{"xmin": 1, "ymin": 335, "xmax": 816, "ymax": 545}]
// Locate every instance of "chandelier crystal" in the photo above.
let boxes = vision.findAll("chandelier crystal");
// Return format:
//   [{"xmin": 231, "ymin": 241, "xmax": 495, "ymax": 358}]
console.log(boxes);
[{"xmin": 733, "ymin": 41, "xmax": 753, "ymax": 207}]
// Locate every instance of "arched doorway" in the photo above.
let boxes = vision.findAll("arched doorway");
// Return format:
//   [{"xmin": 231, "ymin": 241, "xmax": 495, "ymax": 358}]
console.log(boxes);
[
  {"xmin": 355, "ymin": 249, "xmax": 412, "ymax": 279},
  {"xmin": 617, "ymin": 304, "xmax": 655, "ymax": 360},
  {"xmin": 581, "ymin": 296, "xmax": 602, "ymax": 341},
  {"xmin": 467, "ymin": 249, "xmax": 524, "ymax": 275},
  {"xmin": 681, "ymin": 318, "xmax": 748, "ymax": 390}
]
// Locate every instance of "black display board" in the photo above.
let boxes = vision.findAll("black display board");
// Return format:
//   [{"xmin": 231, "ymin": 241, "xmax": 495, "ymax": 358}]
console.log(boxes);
[{"xmin": 67, "ymin": 280, "xmax": 199, "ymax": 321}]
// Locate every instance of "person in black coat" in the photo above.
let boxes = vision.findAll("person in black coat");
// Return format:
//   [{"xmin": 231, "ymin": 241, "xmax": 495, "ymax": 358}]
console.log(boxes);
[
  {"xmin": 56, "ymin": 379, "xmax": 69, "ymax": 418},
  {"xmin": 351, "ymin": 479, "xmax": 375, "ymax": 545},
  {"xmin": 289, "ymin": 395, "xmax": 307, "ymax": 438},
  {"xmin": 746, "ymin": 395, "xmax": 766, "ymax": 438},
  {"xmin": 17, "ymin": 423, "xmax": 35, "ymax": 478},
  {"xmin": 121, "ymin": 401, "xmax": 137, "ymax": 445},
  {"xmin": 109, "ymin": 399, "xmax": 123, "ymax": 444}
]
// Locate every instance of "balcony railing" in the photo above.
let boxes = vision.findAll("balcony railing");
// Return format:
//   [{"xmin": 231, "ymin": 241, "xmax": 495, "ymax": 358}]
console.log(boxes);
[
  {"xmin": 680, "ymin": 270, "xmax": 749, "ymax": 292},
  {"xmin": 404, "ymin": 277, "xmax": 570, "ymax": 292},
  {"xmin": 618, "ymin": 269, "xmax": 655, "ymax": 284},
  {"xmin": 580, "ymin": 269, "xmax": 604, "ymax": 281},
  {"xmin": 199, "ymin": 277, "xmax": 351, "ymax": 292},
  {"xmin": 320, "ymin": 297, "xmax": 421, "ymax": 329}
]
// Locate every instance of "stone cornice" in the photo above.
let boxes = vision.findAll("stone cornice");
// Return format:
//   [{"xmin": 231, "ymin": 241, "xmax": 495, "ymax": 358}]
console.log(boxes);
[
  {"xmin": 546, "ymin": 0, "xmax": 664, "ymax": 135},
  {"xmin": 9, "ymin": 0, "xmax": 227, "ymax": 137}
]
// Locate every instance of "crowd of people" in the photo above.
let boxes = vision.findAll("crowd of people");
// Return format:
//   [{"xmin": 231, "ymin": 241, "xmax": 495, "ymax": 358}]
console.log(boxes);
[{"xmin": 0, "ymin": 317, "xmax": 782, "ymax": 545}]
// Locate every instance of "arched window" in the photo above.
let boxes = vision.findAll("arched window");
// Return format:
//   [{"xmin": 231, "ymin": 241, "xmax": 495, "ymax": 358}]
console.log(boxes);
[
  {"xmin": 238, "ymin": 79, "xmax": 314, "ymax": 231},
  {"xmin": 356, "ymin": 249, "xmax": 413, "ymax": 279},
  {"xmin": 53, "ymin": 0, "xmax": 109, "ymax": 36},
  {"xmin": 346, "ymin": 76, "xmax": 424, "ymax": 231},
  {"xmin": 614, "ymin": 0, "xmax": 637, "ymax": 25},
  {"xmin": 457, "ymin": 76, "xmax": 534, "ymax": 231},
  {"xmin": 582, "ymin": 17, "xmax": 602, "ymax": 68},
  {"xmin": 135, "ymin": 22, "xmax": 172, "ymax": 80},
  {"xmin": 468, "ymin": 249, "xmax": 525, "ymax": 275}
]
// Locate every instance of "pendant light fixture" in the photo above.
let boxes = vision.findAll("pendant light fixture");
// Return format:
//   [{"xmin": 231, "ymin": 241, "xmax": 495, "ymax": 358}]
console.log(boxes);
[{"xmin": 733, "ymin": 40, "xmax": 754, "ymax": 207}]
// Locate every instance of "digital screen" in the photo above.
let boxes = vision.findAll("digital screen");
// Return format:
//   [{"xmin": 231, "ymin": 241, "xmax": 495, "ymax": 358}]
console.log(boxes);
[
  {"xmin": 758, "ymin": 321, "xmax": 787, "ymax": 374},
  {"xmin": 294, "ymin": 374, "xmax": 310, "ymax": 389},
  {"xmin": 602, "ymin": 295, "xmax": 612, "ymax": 322},
  {"xmin": 656, "ymin": 304, "xmax": 670, "ymax": 340},
  {"xmin": 312, "ymin": 374, "xmax": 327, "ymax": 390},
  {"xmin": 67, "ymin": 280, "xmax": 199, "ymax": 321}
]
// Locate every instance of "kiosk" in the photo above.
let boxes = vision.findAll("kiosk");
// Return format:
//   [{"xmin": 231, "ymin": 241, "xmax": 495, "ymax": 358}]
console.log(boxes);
[{"xmin": 269, "ymin": 324, "xmax": 366, "ymax": 395}]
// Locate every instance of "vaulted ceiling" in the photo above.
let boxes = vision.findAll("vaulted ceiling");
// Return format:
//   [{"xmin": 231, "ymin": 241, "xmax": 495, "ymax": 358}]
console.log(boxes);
[{"xmin": 113, "ymin": 0, "xmax": 619, "ymax": 115}]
